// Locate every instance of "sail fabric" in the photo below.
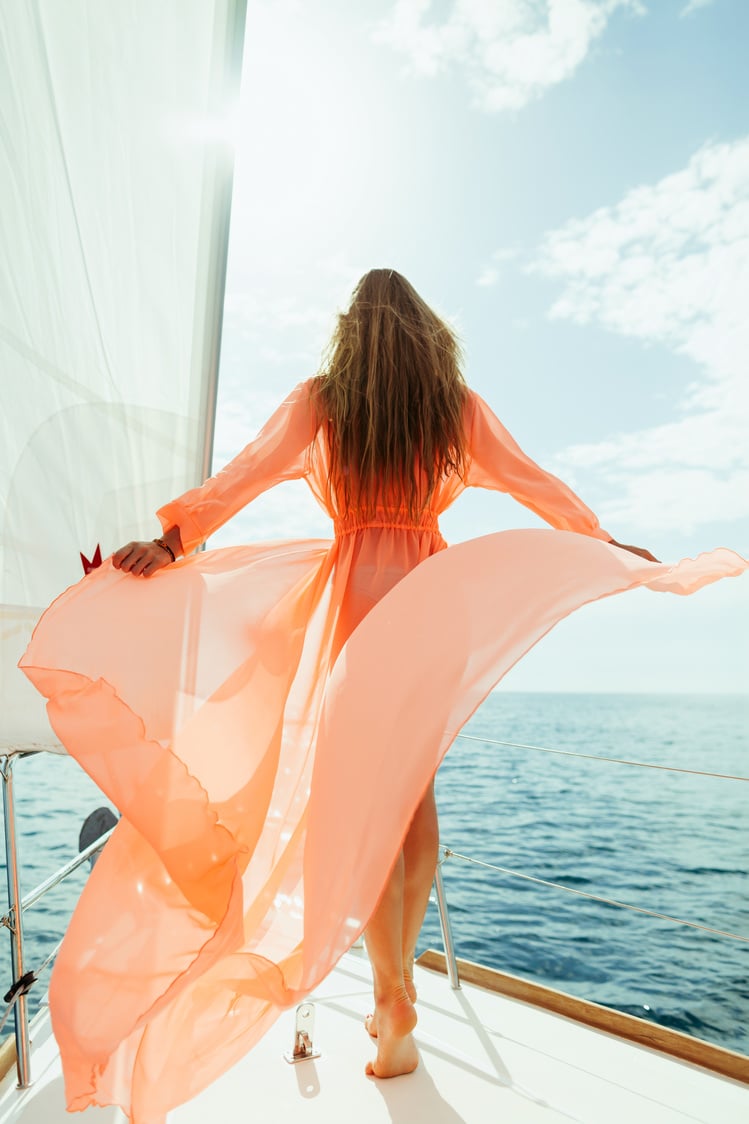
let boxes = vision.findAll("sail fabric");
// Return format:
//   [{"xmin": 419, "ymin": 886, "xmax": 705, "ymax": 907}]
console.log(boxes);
[
  {"xmin": 0, "ymin": 0, "xmax": 246, "ymax": 749},
  {"xmin": 20, "ymin": 382, "xmax": 747, "ymax": 1122}
]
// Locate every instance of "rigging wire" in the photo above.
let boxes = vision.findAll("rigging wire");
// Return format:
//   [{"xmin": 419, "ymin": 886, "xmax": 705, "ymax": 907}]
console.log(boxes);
[
  {"xmin": 455, "ymin": 733, "xmax": 749, "ymax": 782},
  {"xmin": 440, "ymin": 848, "xmax": 749, "ymax": 945}
]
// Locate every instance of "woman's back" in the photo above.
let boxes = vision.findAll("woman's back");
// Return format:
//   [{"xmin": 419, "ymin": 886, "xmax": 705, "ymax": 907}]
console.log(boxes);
[{"xmin": 311, "ymin": 268, "xmax": 468, "ymax": 523}]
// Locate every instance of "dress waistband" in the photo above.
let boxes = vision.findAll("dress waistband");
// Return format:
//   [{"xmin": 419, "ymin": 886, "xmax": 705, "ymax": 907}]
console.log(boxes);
[{"xmin": 333, "ymin": 514, "xmax": 441, "ymax": 537}]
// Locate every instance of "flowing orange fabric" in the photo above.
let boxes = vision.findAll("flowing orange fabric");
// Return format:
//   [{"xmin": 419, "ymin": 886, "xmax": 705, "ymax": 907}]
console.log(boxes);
[{"xmin": 20, "ymin": 381, "xmax": 747, "ymax": 1123}]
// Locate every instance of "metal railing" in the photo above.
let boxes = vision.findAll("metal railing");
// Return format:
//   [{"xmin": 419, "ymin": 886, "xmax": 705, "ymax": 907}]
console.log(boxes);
[
  {"xmin": 429, "ymin": 730, "xmax": 749, "ymax": 991},
  {"xmin": 2, "ymin": 728, "xmax": 747, "ymax": 1087},
  {"xmin": 0, "ymin": 750, "xmax": 113, "ymax": 1089}
]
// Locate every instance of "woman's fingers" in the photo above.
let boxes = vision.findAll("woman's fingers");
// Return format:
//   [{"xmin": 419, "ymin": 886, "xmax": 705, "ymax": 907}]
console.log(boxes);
[
  {"xmin": 129, "ymin": 549, "xmax": 151, "ymax": 576},
  {"xmin": 112, "ymin": 542, "xmax": 136, "ymax": 570},
  {"xmin": 112, "ymin": 543, "xmax": 143, "ymax": 572},
  {"xmin": 140, "ymin": 553, "xmax": 169, "ymax": 577},
  {"xmin": 111, "ymin": 542, "xmax": 171, "ymax": 577}
]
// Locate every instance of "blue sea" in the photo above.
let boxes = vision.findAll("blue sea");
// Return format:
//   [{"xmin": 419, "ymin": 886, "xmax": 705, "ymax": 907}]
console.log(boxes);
[{"xmin": 1, "ymin": 693, "xmax": 747, "ymax": 1055}]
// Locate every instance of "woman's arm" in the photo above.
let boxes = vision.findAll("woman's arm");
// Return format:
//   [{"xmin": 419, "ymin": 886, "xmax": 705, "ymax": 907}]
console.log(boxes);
[
  {"xmin": 113, "ymin": 381, "xmax": 317, "ymax": 576},
  {"xmin": 466, "ymin": 391, "xmax": 658, "ymax": 559}
]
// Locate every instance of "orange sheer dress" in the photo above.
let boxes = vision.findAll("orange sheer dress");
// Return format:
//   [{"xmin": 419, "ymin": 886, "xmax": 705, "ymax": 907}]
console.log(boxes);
[{"xmin": 20, "ymin": 381, "xmax": 747, "ymax": 1123}]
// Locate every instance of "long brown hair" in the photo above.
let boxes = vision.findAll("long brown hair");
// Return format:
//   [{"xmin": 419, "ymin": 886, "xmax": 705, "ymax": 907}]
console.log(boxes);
[{"xmin": 312, "ymin": 269, "xmax": 467, "ymax": 517}]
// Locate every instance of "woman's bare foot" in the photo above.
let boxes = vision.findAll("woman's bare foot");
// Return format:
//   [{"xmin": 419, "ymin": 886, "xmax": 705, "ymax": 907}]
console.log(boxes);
[
  {"xmin": 365, "ymin": 967, "xmax": 417, "ymax": 1038},
  {"xmin": 365, "ymin": 991, "xmax": 419, "ymax": 1078}
]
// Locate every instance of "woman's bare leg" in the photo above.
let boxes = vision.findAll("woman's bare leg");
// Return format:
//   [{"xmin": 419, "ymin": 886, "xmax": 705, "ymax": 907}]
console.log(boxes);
[
  {"xmin": 401, "ymin": 781, "xmax": 439, "ymax": 994},
  {"xmin": 363, "ymin": 782, "xmax": 439, "ymax": 1075},
  {"xmin": 363, "ymin": 851, "xmax": 419, "ymax": 1076}
]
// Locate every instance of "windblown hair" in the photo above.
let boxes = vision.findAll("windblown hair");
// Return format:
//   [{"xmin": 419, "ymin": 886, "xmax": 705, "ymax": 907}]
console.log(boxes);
[{"xmin": 312, "ymin": 269, "xmax": 468, "ymax": 518}]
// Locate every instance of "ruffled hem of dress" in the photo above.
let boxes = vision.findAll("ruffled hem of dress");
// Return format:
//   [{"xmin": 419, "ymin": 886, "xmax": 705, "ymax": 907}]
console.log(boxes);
[{"xmin": 16, "ymin": 529, "xmax": 747, "ymax": 1122}]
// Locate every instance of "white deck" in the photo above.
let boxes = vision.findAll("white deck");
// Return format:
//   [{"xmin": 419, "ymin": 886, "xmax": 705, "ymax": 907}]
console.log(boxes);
[{"xmin": 1, "ymin": 947, "xmax": 747, "ymax": 1123}]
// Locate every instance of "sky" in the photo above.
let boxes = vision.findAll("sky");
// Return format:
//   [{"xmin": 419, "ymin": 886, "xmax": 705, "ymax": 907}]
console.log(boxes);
[{"xmin": 210, "ymin": 0, "xmax": 748, "ymax": 693}]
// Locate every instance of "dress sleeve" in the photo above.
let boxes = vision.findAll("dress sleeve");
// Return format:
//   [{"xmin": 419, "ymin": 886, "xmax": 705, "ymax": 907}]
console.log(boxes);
[
  {"xmin": 465, "ymin": 390, "xmax": 612, "ymax": 541},
  {"xmin": 156, "ymin": 380, "xmax": 318, "ymax": 553}
]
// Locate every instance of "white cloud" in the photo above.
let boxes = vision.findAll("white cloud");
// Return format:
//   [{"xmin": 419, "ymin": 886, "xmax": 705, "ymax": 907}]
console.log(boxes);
[
  {"xmin": 475, "ymin": 247, "xmax": 520, "ymax": 286},
  {"xmin": 224, "ymin": 291, "xmax": 334, "ymax": 352},
  {"xmin": 680, "ymin": 0, "xmax": 716, "ymax": 16},
  {"xmin": 374, "ymin": 0, "xmax": 644, "ymax": 113},
  {"xmin": 531, "ymin": 136, "xmax": 749, "ymax": 534},
  {"xmin": 476, "ymin": 265, "xmax": 500, "ymax": 286},
  {"xmin": 221, "ymin": 252, "xmax": 364, "ymax": 370}
]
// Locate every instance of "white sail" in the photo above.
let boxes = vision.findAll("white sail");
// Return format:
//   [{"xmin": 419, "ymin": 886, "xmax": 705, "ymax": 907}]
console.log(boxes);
[{"xmin": 0, "ymin": 0, "xmax": 247, "ymax": 749}]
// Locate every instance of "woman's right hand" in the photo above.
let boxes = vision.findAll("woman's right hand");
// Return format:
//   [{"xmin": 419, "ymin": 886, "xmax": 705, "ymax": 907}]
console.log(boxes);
[
  {"xmin": 112, "ymin": 540, "xmax": 173, "ymax": 578},
  {"xmin": 608, "ymin": 538, "xmax": 660, "ymax": 564}
]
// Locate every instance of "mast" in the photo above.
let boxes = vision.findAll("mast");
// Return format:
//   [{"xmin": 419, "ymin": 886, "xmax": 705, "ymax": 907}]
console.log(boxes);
[{"xmin": 197, "ymin": 0, "xmax": 248, "ymax": 487}]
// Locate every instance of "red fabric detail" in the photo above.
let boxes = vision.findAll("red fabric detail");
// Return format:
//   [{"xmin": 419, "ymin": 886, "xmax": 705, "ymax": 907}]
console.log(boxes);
[{"xmin": 80, "ymin": 544, "xmax": 103, "ymax": 575}]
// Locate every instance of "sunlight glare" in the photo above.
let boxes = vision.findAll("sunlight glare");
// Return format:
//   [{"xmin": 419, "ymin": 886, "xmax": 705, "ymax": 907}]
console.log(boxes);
[{"xmin": 232, "ymin": 4, "xmax": 383, "ymax": 262}]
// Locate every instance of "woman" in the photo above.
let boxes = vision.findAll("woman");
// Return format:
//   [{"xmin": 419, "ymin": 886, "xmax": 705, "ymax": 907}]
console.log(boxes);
[{"xmin": 21, "ymin": 270, "xmax": 745, "ymax": 1119}]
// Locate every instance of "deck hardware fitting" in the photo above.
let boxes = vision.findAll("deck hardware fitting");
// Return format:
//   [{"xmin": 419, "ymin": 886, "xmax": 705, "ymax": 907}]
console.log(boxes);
[{"xmin": 284, "ymin": 1002, "xmax": 320, "ymax": 1063}]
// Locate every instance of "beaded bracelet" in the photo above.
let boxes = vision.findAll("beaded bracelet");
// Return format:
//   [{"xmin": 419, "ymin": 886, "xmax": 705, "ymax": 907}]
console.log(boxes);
[{"xmin": 153, "ymin": 537, "xmax": 176, "ymax": 563}]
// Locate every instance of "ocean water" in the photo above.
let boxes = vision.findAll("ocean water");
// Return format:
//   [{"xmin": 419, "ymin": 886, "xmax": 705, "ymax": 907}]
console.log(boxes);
[
  {"xmin": 1, "ymin": 692, "xmax": 747, "ymax": 1056},
  {"xmin": 422, "ymin": 692, "xmax": 749, "ymax": 1056}
]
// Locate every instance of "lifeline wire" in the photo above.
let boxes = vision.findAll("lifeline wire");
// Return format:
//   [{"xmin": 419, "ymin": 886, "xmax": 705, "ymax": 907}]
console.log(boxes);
[
  {"xmin": 0, "ymin": 937, "xmax": 63, "ymax": 1035},
  {"xmin": 441, "ymin": 848, "xmax": 749, "ymax": 945},
  {"xmin": 456, "ymin": 734, "xmax": 749, "ymax": 782}
]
